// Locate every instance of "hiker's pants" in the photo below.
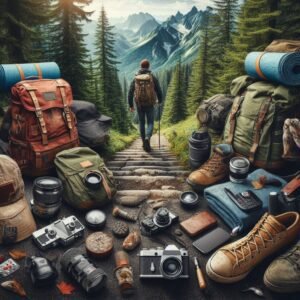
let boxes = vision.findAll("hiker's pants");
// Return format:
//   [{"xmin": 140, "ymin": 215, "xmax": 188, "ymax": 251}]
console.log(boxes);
[{"xmin": 137, "ymin": 106, "xmax": 154, "ymax": 140}]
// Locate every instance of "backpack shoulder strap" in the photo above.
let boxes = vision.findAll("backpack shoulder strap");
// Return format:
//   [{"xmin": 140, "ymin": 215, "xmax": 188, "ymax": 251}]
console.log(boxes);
[
  {"xmin": 249, "ymin": 96, "xmax": 272, "ymax": 162},
  {"xmin": 56, "ymin": 80, "xmax": 73, "ymax": 138},
  {"xmin": 226, "ymin": 93, "xmax": 246, "ymax": 144},
  {"xmin": 22, "ymin": 82, "xmax": 48, "ymax": 145}
]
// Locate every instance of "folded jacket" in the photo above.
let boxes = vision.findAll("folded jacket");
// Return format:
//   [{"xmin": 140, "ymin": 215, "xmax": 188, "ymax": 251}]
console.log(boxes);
[{"xmin": 204, "ymin": 169, "xmax": 286, "ymax": 232}]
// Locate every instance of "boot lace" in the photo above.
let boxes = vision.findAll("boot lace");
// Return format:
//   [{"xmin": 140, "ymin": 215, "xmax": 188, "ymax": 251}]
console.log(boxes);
[
  {"xmin": 229, "ymin": 216, "xmax": 277, "ymax": 268},
  {"xmin": 286, "ymin": 244, "xmax": 300, "ymax": 269},
  {"xmin": 201, "ymin": 152, "xmax": 222, "ymax": 174}
]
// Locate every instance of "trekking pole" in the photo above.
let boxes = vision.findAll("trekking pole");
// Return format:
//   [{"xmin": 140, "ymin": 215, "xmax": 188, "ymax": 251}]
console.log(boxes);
[{"xmin": 158, "ymin": 103, "xmax": 161, "ymax": 149}]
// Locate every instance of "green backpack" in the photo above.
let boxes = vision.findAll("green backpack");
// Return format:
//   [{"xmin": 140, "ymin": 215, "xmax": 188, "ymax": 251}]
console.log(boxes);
[
  {"xmin": 55, "ymin": 147, "xmax": 116, "ymax": 210},
  {"xmin": 223, "ymin": 76, "xmax": 300, "ymax": 170}
]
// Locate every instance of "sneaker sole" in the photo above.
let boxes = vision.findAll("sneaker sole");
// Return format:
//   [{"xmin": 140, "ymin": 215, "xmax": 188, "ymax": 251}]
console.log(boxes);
[
  {"xmin": 206, "ymin": 256, "xmax": 250, "ymax": 283},
  {"xmin": 264, "ymin": 273, "xmax": 300, "ymax": 293}
]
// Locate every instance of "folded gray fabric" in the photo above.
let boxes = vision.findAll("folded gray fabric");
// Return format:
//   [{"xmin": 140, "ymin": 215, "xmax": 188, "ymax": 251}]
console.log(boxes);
[{"xmin": 204, "ymin": 169, "xmax": 286, "ymax": 232}]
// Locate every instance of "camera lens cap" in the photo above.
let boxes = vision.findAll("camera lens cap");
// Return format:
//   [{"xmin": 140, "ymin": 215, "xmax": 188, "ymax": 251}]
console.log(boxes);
[
  {"xmin": 85, "ymin": 210, "xmax": 106, "ymax": 230},
  {"xmin": 180, "ymin": 191, "xmax": 199, "ymax": 208}
]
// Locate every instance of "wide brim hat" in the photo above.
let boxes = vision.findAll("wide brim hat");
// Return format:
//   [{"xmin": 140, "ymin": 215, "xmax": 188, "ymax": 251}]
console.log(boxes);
[{"xmin": 0, "ymin": 155, "xmax": 36, "ymax": 244}]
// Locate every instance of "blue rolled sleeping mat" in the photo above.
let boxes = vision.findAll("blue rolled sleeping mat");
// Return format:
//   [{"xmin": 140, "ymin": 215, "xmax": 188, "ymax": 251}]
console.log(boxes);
[
  {"xmin": 204, "ymin": 169, "xmax": 286, "ymax": 233},
  {"xmin": 245, "ymin": 51, "xmax": 300, "ymax": 86},
  {"xmin": 0, "ymin": 62, "xmax": 61, "ymax": 91}
]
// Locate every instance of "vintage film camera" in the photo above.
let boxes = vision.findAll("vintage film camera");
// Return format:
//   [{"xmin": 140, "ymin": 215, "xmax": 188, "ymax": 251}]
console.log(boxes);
[
  {"xmin": 32, "ymin": 216, "xmax": 85, "ymax": 250},
  {"xmin": 139, "ymin": 245, "xmax": 189, "ymax": 280},
  {"xmin": 140, "ymin": 208, "xmax": 179, "ymax": 236}
]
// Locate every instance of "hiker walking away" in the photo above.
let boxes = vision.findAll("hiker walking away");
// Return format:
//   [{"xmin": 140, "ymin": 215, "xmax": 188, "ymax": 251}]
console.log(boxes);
[{"xmin": 128, "ymin": 59, "xmax": 163, "ymax": 152}]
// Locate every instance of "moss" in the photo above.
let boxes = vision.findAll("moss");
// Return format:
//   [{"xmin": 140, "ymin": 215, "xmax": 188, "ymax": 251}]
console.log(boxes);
[
  {"xmin": 101, "ymin": 129, "xmax": 139, "ymax": 158},
  {"xmin": 163, "ymin": 116, "xmax": 222, "ymax": 166}
]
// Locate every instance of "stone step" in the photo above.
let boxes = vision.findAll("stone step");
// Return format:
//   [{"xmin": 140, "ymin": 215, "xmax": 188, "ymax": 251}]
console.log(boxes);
[
  {"xmin": 125, "ymin": 161, "xmax": 180, "ymax": 167},
  {"xmin": 112, "ymin": 170, "xmax": 189, "ymax": 176},
  {"xmin": 107, "ymin": 161, "xmax": 181, "ymax": 168},
  {"xmin": 121, "ymin": 165, "xmax": 185, "ymax": 171},
  {"xmin": 116, "ymin": 189, "xmax": 182, "ymax": 200},
  {"xmin": 112, "ymin": 157, "xmax": 177, "ymax": 162},
  {"xmin": 115, "ymin": 176, "xmax": 184, "ymax": 190},
  {"xmin": 119, "ymin": 149, "xmax": 172, "ymax": 153},
  {"xmin": 115, "ymin": 151, "xmax": 175, "ymax": 157}
]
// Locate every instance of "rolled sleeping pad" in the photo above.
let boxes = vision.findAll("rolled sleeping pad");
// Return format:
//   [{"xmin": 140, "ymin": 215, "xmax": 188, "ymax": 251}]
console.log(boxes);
[
  {"xmin": 245, "ymin": 52, "xmax": 300, "ymax": 86},
  {"xmin": 0, "ymin": 62, "xmax": 61, "ymax": 91}
]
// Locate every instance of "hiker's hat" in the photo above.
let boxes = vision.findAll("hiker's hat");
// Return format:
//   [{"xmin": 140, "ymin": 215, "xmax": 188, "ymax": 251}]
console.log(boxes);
[{"xmin": 0, "ymin": 155, "xmax": 36, "ymax": 244}]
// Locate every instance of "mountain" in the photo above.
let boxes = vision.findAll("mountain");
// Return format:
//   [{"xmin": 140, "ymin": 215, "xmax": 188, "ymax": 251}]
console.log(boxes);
[
  {"xmin": 117, "ymin": 12, "xmax": 156, "ymax": 33},
  {"xmin": 136, "ymin": 19, "xmax": 159, "ymax": 37},
  {"xmin": 119, "ymin": 6, "xmax": 205, "ymax": 79}
]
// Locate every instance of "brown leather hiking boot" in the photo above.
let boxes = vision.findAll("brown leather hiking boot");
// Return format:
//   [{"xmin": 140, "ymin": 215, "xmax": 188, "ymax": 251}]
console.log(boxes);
[
  {"xmin": 187, "ymin": 144, "xmax": 233, "ymax": 190},
  {"xmin": 206, "ymin": 212, "xmax": 300, "ymax": 284}
]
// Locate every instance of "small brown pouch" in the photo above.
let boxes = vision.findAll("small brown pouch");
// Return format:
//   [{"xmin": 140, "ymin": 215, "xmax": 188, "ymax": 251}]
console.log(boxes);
[
  {"xmin": 282, "ymin": 174, "xmax": 300, "ymax": 197},
  {"xmin": 180, "ymin": 211, "xmax": 217, "ymax": 237}
]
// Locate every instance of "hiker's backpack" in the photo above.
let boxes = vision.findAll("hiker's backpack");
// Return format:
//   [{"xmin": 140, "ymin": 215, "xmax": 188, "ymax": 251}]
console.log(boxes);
[
  {"xmin": 71, "ymin": 100, "xmax": 112, "ymax": 148},
  {"xmin": 223, "ymin": 75, "xmax": 300, "ymax": 170},
  {"xmin": 134, "ymin": 73, "xmax": 156, "ymax": 106},
  {"xmin": 197, "ymin": 94, "xmax": 234, "ymax": 133},
  {"xmin": 54, "ymin": 147, "xmax": 116, "ymax": 210},
  {"xmin": 9, "ymin": 79, "xmax": 79, "ymax": 176}
]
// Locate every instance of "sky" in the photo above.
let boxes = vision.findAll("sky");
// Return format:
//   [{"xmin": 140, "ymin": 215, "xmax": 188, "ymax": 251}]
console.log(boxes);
[{"xmin": 88, "ymin": 0, "xmax": 213, "ymax": 23}]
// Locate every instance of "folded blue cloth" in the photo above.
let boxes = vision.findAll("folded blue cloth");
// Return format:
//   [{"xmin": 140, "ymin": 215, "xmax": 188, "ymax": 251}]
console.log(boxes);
[{"xmin": 204, "ymin": 169, "xmax": 286, "ymax": 232}]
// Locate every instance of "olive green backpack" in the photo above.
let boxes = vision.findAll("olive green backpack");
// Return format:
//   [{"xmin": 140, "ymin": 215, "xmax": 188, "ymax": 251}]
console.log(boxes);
[
  {"xmin": 55, "ymin": 147, "xmax": 116, "ymax": 210},
  {"xmin": 223, "ymin": 76, "xmax": 300, "ymax": 170}
]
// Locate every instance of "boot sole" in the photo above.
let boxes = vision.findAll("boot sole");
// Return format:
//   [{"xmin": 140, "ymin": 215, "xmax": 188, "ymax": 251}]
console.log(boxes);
[
  {"xmin": 186, "ymin": 178, "xmax": 206, "ymax": 192},
  {"xmin": 264, "ymin": 273, "xmax": 300, "ymax": 293},
  {"xmin": 206, "ymin": 256, "xmax": 250, "ymax": 284}
]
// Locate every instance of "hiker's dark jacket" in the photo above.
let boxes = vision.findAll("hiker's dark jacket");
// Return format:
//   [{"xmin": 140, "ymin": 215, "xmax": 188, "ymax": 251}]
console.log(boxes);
[{"xmin": 128, "ymin": 69, "xmax": 163, "ymax": 108}]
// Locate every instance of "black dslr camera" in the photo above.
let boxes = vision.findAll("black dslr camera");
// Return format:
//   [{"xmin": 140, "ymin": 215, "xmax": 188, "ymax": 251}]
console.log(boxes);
[
  {"xmin": 139, "ymin": 245, "xmax": 189, "ymax": 280},
  {"xmin": 140, "ymin": 208, "xmax": 178, "ymax": 236}
]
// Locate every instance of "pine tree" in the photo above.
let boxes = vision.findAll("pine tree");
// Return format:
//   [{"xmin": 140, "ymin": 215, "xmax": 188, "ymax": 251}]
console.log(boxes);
[
  {"xmin": 216, "ymin": 0, "xmax": 281, "ymax": 93},
  {"xmin": 279, "ymin": 0, "xmax": 300, "ymax": 38},
  {"xmin": 94, "ymin": 6, "xmax": 128, "ymax": 133},
  {"xmin": 209, "ymin": 0, "xmax": 239, "ymax": 94},
  {"xmin": 51, "ymin": 0, "xmax": 92, "ymax": 99},
  {"xmin": 162, "ymin": 61, "xmax": 187, "ymax": 126},
  {"xmin": 186, "ymin": 9, "xmax": 213, "ymax": 115},
  {"xmin": 0, "ymin": 0, "xmax": 50, "ymax": 62}
]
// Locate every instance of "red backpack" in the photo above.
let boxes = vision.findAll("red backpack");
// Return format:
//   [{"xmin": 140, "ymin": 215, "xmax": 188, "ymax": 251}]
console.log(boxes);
[{"xmin": 9, "ymin": 79, "xmax": 79, "ymax": 176}]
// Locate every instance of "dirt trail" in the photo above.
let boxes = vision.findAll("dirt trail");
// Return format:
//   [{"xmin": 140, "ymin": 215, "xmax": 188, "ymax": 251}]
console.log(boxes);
[{"xmin": 107, "ymin": 134, "xmax": 190, "ymax": 202}]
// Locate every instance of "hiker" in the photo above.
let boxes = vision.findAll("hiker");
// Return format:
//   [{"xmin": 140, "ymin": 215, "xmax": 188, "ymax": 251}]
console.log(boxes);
[{"xmin": 128, "ymin": 59, "xmax": 163, "ymax": 152}]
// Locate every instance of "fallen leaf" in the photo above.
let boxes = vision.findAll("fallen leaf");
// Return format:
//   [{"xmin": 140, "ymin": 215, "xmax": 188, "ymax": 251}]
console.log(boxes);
[
  {"xmin": 252, "ymin": 176, "xmax": 267, "ymax": 189},
  {"xmin": 9, "ymin": 249, "xmax": 27, "ymax": 260},
  {"xmin": 57, "ymin": 281, "xmax": 76, "ymax": 295},
  {"xmin": 1, "ymin": 279, "xmax": 27, "ymax": 297}
]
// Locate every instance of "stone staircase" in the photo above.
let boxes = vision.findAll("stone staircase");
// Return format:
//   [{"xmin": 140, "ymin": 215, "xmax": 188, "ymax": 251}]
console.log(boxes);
[{"xmin": 106, "ymin": 134, "xmax": 190, "ymax": 203}]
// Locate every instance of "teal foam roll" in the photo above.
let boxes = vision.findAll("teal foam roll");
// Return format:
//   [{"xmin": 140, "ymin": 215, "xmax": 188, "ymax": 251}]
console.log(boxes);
[
  {"xmin": 0, "ymin": 62, "xmax": 61, "ymax": 92},
  {"xmin": 245, "ymin": 51, "xmax": 300, "ymax": 86}
]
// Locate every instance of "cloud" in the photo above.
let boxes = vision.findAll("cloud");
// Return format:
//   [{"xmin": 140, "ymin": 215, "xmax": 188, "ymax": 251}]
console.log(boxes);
[{"xmin": 88, "ymin": 0, "xmax": 213, "ymax": 22}]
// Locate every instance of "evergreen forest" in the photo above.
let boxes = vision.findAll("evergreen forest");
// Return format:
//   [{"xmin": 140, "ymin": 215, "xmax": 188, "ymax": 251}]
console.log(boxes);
[{"xmin": 0, "ymin": 0, "xmax": 300, "ymax": 133}]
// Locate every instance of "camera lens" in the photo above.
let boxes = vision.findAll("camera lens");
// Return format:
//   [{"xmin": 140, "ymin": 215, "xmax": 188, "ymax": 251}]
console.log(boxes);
[
  {"xmin": 155, "ymin": 208, "xmax": 171, "ymax": 226},
  {"xmin": 161, "ymin": 257, "xmax": 183, "ymax": 280},
  {"xmin": 85, "ymin": 172, "xmax": 102, "ymax": 190},
  {"xmin": 61, "ymin": 248, "xmax": 107, "ymax": 293},
  {"xmin": 32, "ymin": 176, "xmax": 63, "ymax": 219}
]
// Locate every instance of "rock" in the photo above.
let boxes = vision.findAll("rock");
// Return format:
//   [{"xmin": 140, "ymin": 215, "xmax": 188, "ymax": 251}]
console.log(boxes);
[
  {"xmin": 122, "ymin": 231, "xmax": 141, "ymax": 251},
  {"xmin": 161, "ymin": 185, "xmax": 176, "ymax": 190},
  {"xmin": 1, "ymin": 280, "xmax": 27, "ymax": 297},
  {"xmin": 112, "ymin": 221, "xmax": 130, "ymax": 238}
]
